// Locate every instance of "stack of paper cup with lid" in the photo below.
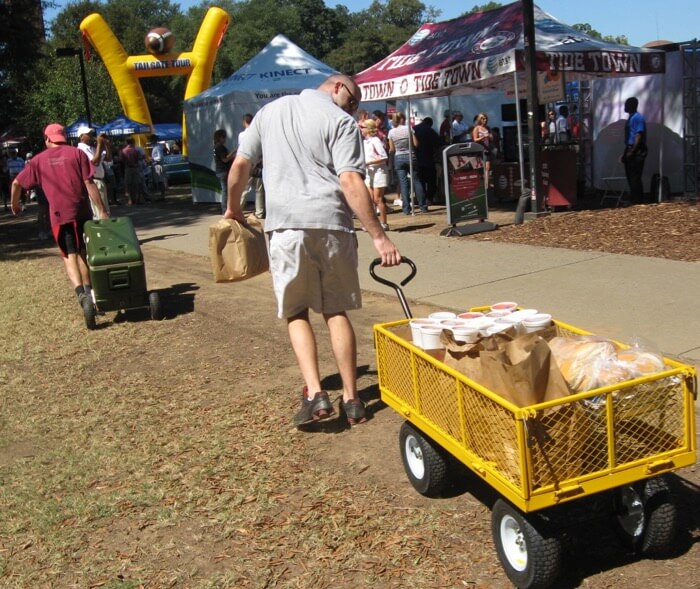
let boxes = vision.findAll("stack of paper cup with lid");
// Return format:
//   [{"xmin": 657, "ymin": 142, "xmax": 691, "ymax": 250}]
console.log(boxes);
[
  {"xmin": 407, "ymin": 312, "xmax": 454, "ymax": 350},
  {"xmin": 521, "ymin": 313, "xmax": 553, "ymax": 333},
  {"xmin": 482, "ymin": 302, "xmax": 551, "ymax": 336},
  {"xmin": 409, "ymin": 311, "xmax": 485, "ymax": 349},
  {"xmin": 409, "ymin": 318, "xmax": 436, "ymax": 348}
]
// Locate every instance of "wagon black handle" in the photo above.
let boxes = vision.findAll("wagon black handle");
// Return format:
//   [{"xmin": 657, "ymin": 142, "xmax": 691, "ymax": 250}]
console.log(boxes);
[{"xmin": 369, "ymin": 256, "xmax": 417, "ymax": 319}]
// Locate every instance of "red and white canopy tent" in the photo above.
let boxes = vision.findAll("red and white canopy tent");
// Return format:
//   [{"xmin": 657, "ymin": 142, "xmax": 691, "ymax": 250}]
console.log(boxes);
[{"xmin": 354, "ymin": 0, "xmax": 666, "ymax": 203}]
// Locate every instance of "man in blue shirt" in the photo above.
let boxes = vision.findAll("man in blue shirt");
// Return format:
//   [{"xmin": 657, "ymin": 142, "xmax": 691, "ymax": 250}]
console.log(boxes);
[{"xmin": 622, "ymin": 97, "xmax": 647, "ymax": 204}]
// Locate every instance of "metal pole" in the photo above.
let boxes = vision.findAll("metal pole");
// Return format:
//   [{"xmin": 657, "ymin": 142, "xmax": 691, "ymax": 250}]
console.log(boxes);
[
  {"xmin": 658, "ymin": 73, "xmax": 665, "ymax": 202},
  {"xmin": 407, "ymin": 98, "xmax": 416, "ymax": 214},
  {"xmin": 513, "ymin": 72, "xmax": 526, "ymax": 195},
  {"xmin": 77, "ymin": 50, "xmax": 92, "ymax": 127},
  {"xmin": 57, "ymin": 47, "xmax": 92, "ymax": 127},
  {"xmin": 522, "ymin": 0, "xmax": 544, "ymax": 214}
]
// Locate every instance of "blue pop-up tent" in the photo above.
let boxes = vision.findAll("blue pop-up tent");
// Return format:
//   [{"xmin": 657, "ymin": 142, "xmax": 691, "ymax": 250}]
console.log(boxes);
[
  {"xmin": 152, "ymin": 123, "xmax": 182, "ymax": 141},
  {"xmin": 100, "ymin": 115, "xmax": 152, "ymax": 136},
  {"xmin": 65, "ymin": 117, "xmax": 102, "ymax": 138}
]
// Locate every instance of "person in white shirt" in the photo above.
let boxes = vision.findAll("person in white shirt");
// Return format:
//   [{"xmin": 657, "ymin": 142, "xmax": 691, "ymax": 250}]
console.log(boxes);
[
  {"xmin": 362, "ymin": 118, "xmax": 389, "ymax": 230},
  {"xmin": 555, "ymin": 105, "xmax": 570, "ymax": 144},
  {"xmin": 451, "ymin": 111, "xmax": 469, "ymax": 143},
  {"xmin": 149, "ymin": 134, "xmax": 167, "ymax": 200},
  {"xmin": 76, "ymin": 126, "xmax": 111, "ymax": 218},
  {"xmin": 238, "ymin": 113, "xmax": 265, "ymax": 218}
]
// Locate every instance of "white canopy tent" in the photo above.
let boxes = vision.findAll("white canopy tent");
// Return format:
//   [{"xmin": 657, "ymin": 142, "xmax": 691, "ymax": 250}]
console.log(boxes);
[
  {"xmin": 354, "ymin": 1, "xmax": 666, "ymax": 205},
  {"xmin": 184, "ymin": 34, "xmax": 338, "ymax": 204}
]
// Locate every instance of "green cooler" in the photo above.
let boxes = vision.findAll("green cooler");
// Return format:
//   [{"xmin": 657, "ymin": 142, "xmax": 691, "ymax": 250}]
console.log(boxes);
[{"xmin": 84, "ymin": 217, "xmax": 156, "ymax": 319}]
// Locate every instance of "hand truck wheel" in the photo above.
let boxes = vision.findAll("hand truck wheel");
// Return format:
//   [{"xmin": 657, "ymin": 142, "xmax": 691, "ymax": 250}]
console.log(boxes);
[
  {"xmin": 611, "ymin": 475, "xmax": 677, "ymax": 555},
  {"xmin": 82, "ymin": 296, "xmax": 97, "ymax": 330},
  {"xmin": 149, "ymin": 291, "xmax": 163, "ymax": 321},
  {"xmin": 491, "ymin": 499, "xmax": 562, "ymax": 589},
  {"xmin": 399, "ymin": 421, "xmax": 450, "ymax": 498}
]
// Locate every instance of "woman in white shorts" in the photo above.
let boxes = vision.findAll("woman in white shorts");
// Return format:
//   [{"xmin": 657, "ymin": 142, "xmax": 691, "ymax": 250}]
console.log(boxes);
[{"xmin": 362, "ymin": 119, "xmax": 390, "ymax": 230}]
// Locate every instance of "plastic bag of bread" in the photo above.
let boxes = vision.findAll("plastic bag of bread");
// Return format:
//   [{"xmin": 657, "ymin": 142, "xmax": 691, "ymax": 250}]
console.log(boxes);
[
  {"xmin": 615, "ymin": 346, "xmax": 666, "ymax": 378},
  {"xmin": 550, "ymin": 335, "xmax": 666, "ymax": 392},
  {"xmin": 549, "ymin": 336, "xmax": 626, "ymax": 391}
]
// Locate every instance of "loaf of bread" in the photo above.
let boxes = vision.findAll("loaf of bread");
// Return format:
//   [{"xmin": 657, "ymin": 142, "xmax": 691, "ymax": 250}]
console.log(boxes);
[
  {"xmin": 550, "ymin": 336, "xmax": 666, "ymax": 392},
  {"xmin": 550, "ymin": 336, "xmax": 626, "ymax": 391},
  {"xmin": 616, "ymin": 348, "xmax": 666, "ymax": 377}
]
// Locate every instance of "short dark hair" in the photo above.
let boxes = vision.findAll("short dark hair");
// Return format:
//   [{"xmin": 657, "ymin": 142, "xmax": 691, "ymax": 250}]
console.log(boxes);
[
  {"xmin": 214, "ymin": 129, "xmax": 226, "ymax": 142},
  {"xmin": 243, "ymin": 113, "xmax": 253, "ymax": 125}
]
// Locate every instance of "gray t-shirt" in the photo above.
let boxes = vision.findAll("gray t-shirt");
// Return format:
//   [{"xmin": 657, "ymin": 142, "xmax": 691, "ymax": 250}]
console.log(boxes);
[
  {"xmin": 237, "ymin": 89, "xmax": 365, "ymax": 233},
  {"xmin": 387, "ymin": 125, "xmax": 410, "ymax": 156}
]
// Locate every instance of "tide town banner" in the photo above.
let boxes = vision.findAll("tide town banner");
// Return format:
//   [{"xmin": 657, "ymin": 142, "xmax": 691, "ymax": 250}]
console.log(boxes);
[{"xmin": 355, "ymin": 1, "xmax": 665, "ymax": 101}]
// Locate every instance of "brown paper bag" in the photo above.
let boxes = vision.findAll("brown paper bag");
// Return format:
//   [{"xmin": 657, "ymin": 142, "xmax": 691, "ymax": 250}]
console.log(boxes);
[
  {"xmin": 441, "ymin": 330, "xmax": 484, "ymax": 383},
  {"xmin": 209, "ymin": 216, "xmax": 269, "ymax": 282},
  {"xmin": 478, "ymin": 332, "xmax": 570, "ymax": 407},
  {"xmin": 441, "ymin": 330, "xmax": 521, "ymax": 482},
  {"xmin": 441, "ymin": 329, "xmax": 515, "ymax": 384},
  {"xmin": 527, "ymin": 402, "xmax": 592, "ymax": 487}
]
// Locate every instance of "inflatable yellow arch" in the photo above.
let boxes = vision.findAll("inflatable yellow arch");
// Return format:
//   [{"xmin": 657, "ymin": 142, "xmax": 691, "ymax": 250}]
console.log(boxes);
[{"xmin": 80, "ymin": 7, "xmax": 230, "ymax": 154}]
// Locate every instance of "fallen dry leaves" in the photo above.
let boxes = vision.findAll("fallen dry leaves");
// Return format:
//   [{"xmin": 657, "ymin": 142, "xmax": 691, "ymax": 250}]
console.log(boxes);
[{"xmin": 471, "ymin": 202, "xmax": 699, "ymax": 262}]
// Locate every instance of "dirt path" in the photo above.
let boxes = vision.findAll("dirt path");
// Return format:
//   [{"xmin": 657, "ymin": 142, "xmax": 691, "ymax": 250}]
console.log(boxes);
[
  {"xmin": 132, "ymin": 245, "xmax": 700, "ymax": 588},
  {"xmin": 0, "ymin": 215, "xmax": 698, "ymax": 588}
]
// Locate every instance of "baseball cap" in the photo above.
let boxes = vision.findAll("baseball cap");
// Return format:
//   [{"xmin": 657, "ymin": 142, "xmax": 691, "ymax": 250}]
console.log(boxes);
[
  {"xmin": 44, "ymin": 123, "xmax": 67, "ymax": 144},
  {"xmin": 77, "ymin": 124, "xmax": 94, "ymax": 136}
]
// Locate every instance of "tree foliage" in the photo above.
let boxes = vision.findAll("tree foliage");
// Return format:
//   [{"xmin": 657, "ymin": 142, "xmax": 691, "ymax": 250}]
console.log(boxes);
[
  {"xmin": 467, "ymin": 2, "xmax": 503, "ymax": 15},
  {"xmin": 572, "ymin": 23, "xmax": 628, "ymax": 45},
  {"xmin": 3, "ymin": 0, "xmax": 628, "ymax": 146},
  {"xmin": 0, "ymin": 0, "xmax": 46, "ymax": 136}
]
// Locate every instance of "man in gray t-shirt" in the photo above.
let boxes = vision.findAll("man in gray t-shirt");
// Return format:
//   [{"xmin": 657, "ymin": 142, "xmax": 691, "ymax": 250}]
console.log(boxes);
[{"xmin": 224, "ymin": 74, "xmax": 401, "ymax": 428}]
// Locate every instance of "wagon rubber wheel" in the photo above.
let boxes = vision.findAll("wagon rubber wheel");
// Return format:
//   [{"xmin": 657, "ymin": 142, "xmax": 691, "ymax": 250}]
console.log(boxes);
[
  {"xmin": 398, "ymin": 422, "xmax": 450, "ymax": 497},
  {"xmin": 491, "ymin": 499, "xmax": 562, "ymax": 589},
  {"xmin": 82, "ymin": 296, "xmax": 97, "ymax": 330},
  {"xmin": 612, "ymin": 476, "xmax": 677, "ymax": 555},
  {"xmin": 149, "ymin": 291, "xmax": 163, "ymax": 320}
]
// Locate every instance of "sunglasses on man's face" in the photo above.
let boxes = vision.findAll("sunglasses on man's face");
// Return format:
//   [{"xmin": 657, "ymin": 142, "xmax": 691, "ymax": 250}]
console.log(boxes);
[{"xmin": 339, "ymin": 82, "xmax": 359, "ymax": 111}]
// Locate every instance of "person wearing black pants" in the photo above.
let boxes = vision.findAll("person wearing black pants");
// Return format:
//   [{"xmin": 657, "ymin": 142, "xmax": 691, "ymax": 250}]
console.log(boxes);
[{"xmin": 622, "ymin": 97, "xmax": 647, "ymax": 204}]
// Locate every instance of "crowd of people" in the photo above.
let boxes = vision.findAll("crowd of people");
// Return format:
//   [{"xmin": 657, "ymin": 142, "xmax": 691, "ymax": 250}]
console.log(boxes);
[
  {"xmin": 2, "ymin": 132, "xmax": 179, "ymax": 217},
  {"xmin": 210, "ymin": 103, "xmax": 506, "ymax": 227},
  {"xmin": 5, "ymin": 72, "xmax": 647, "ymax": 429},
  {"xmin": 350, "ymin": 106, "xmax": 506, "ymax": 215}
]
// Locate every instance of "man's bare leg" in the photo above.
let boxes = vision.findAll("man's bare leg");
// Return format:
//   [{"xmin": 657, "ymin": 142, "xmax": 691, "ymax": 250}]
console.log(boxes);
[
  {"xmin": 287, "ymin": 310, "xmax": 322, "ymax": 397},
  {"xmin": 63, "ymin": 253, "xmax": 87, "ymax": 289},
  {"xmin": 324, "ymin": 312, "xmax": 357, "ymax": 403}
]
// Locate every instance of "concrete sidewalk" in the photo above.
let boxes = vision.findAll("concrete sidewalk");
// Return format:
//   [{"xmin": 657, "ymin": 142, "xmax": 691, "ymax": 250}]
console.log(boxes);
[{"xmin": 122, "ymin": 195, "xmax": 700, "ymax": 365}]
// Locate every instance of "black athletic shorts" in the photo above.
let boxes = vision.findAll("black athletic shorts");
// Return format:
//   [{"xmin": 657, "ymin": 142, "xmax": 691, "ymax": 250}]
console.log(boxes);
[{"xmin": 52, "ymin": 218, "xmax": 88, "ymax": 258}]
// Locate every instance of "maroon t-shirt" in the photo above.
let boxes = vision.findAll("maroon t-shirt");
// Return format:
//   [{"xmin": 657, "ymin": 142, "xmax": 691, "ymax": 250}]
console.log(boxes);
[
  {"xmin": 121, "ymin": 145, "xmax": 140, "ymax": 168},
  {"xmin": 16, "ymin": 145, "xmax": 93, "ymax": 227}
]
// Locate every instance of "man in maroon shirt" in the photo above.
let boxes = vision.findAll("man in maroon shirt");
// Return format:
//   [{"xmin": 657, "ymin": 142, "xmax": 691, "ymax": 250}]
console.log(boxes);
[
  {"xmin": 120, "ymin": 137, "xmax": 143, "ymax": 205},
  {"xmin": 11, "ymin": 123, "xmax": 109, "ymax": 307}
]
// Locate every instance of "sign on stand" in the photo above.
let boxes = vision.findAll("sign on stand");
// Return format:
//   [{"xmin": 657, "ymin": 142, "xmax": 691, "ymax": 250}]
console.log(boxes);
[{"xmin": 441, "ymin": 143, "xmax": 497, "ymax": 236}]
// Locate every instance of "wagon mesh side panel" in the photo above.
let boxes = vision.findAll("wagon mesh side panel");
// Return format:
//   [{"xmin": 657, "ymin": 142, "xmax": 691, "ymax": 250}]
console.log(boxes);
[
  {"xmin": 415, "ymin": 355, "xmax": 462, "ymax": 442},
  {"xmin": 377, "ymin": 320, "xmax": 694, "ymax": 500},
  {"xmin": 460, "ymin": 383, "xmax": 521, "ymax": 486},
  {"xmin": 612, "ymin": 377, "xmax": 686, "ymax": 465},
  {"xmin": 527, "ymin": 400, "xmax": 596, "ymax": 488},
  {"xmin": 376, "ymin": 329, "xmax": 417, "ymax": 411}
]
